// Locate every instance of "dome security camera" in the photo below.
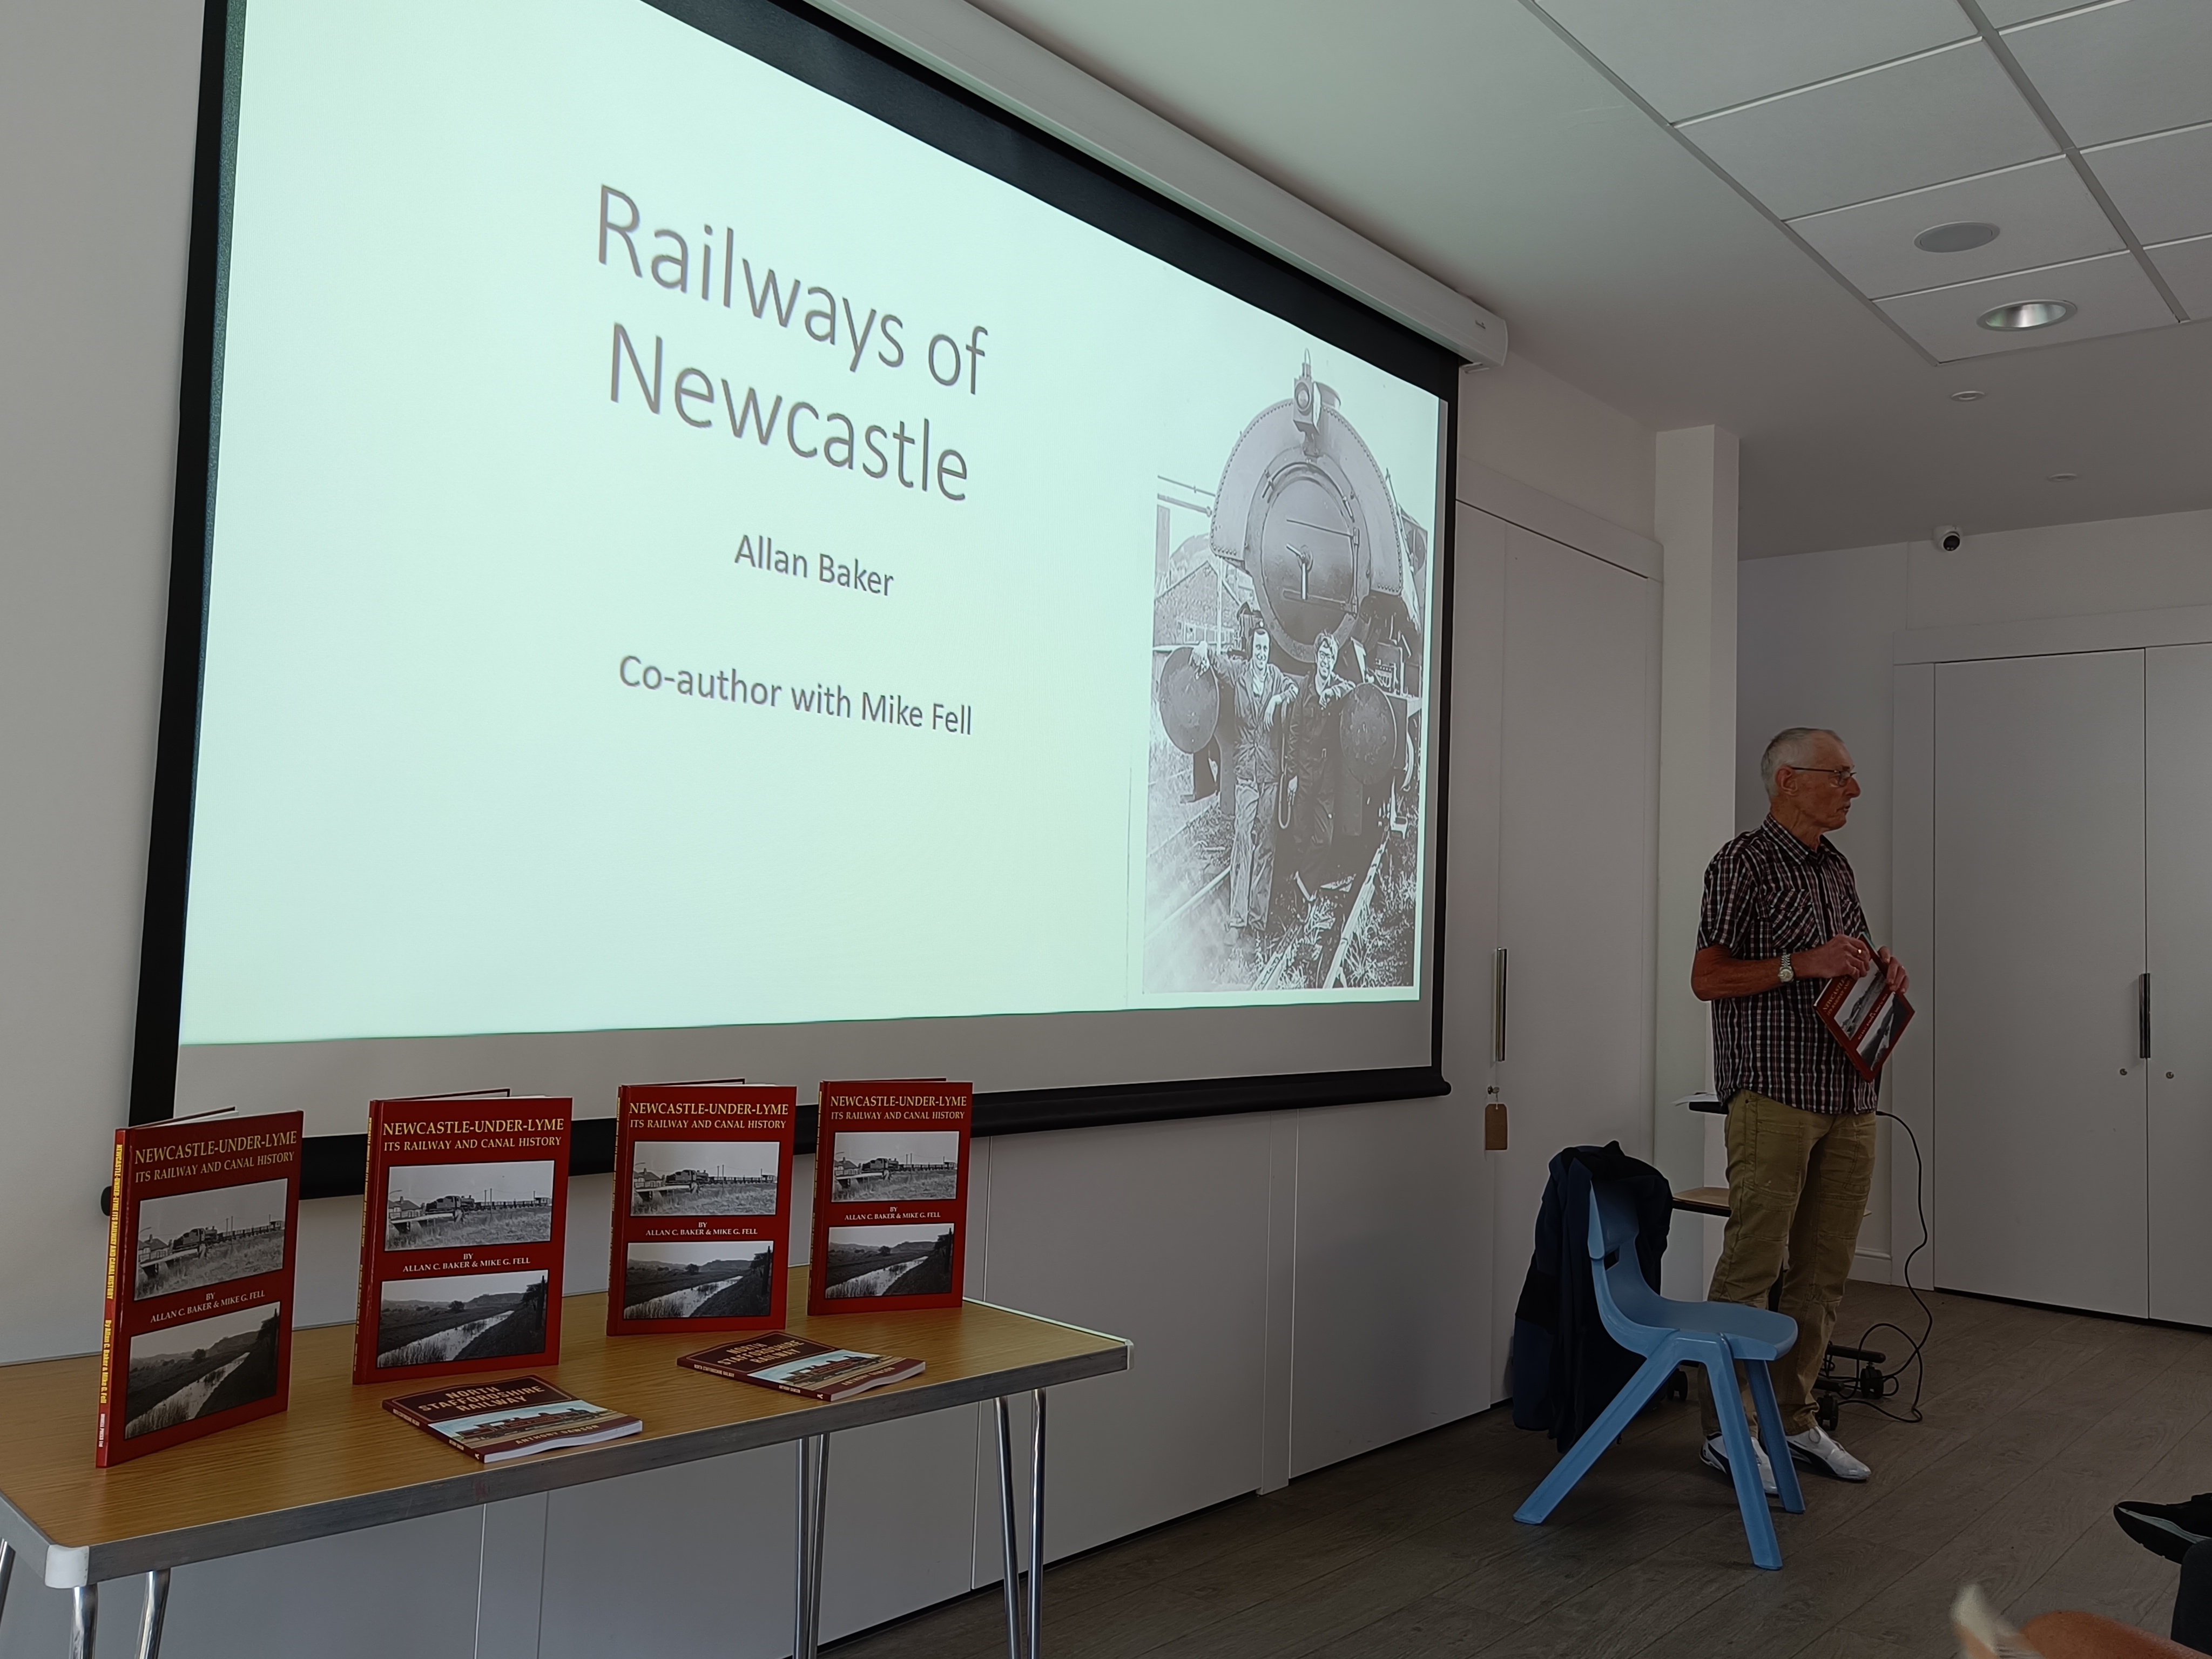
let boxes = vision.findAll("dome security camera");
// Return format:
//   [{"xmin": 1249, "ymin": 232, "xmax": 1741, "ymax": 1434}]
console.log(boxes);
[{"xmin": 1933, "ymin": 524, "xmax": 1964, "ymax": 552}]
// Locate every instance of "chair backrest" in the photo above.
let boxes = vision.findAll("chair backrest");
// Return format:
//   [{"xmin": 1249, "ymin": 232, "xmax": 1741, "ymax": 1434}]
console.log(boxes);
[{"xmin": 1583, "ymin": 1182, "xmax": 1671, "ymax": 1352}]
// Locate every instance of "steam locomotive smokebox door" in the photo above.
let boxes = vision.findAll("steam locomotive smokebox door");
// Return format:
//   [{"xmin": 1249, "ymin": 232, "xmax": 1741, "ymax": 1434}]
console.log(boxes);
[
  {"xmin": 1156, "ymin": 646, "xmax": 1221, "ymax": 754},
  {"xmin": 1209, "ymin": 357, "xmax": 1423, "ymax": 681}
]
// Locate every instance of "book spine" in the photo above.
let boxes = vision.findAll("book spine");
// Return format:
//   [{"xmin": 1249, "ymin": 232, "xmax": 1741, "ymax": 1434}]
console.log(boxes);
[
  {"xmin": 606, "ymin": 1096, "xmax": 631, "ymax": 1336},
  {"xmin": 354, "ymin": 1108, "xmax": 383, "ymax": 1382},
  {"xmin": 95, "ymin": 1131, "xmax": 127, "ymax": 1464}
]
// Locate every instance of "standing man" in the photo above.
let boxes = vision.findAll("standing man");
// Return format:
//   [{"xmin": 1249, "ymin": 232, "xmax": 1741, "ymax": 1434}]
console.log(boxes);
[
  {"xmin": 1692, "ymin": 726, "xmax": 1907, "ymax": 1489},
  {"xmin": 1193, "ymin": 630, "xmax": 1294, "ymax": 933},
  {"xmin": 1290, "ymin": 630, "xmax": 1353, "ymax": 902}
]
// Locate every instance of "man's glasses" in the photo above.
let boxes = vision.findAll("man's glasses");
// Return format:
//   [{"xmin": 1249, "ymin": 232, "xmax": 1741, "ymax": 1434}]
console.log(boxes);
[{"xmin": 1785, "ymin": 765, "xmax": 1856, "ymax": 784}]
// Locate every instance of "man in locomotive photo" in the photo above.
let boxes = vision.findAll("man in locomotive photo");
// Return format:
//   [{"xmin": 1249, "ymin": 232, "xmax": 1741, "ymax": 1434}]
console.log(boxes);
[
  {"xmin": 1190, "ymin": 628, "xmax": 1296, "ymax": 934},
  {"xmin": 1143, "ymin": 359, "xmax": 1433, "ymax": 994}
]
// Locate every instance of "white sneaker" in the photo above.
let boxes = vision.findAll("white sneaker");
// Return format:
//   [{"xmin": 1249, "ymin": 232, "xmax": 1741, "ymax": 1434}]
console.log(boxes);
[
  {"xmin": 1787, "ymin": 1424, "xmax": 1871, "ymax": 1481},
  {"xmin": 1702, "ymin": 1432, "xmax": 1777, "ymax": 1497}
]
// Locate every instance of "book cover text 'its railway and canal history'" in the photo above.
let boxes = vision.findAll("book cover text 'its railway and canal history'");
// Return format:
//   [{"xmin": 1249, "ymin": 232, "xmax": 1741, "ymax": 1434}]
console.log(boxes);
[
  {"xmin": 808, "ymin": 1081, "xmax": 972, "ymax": 1317},
  {"xmin": 354, "ymin": 1095, "xmax": 571, "ymax": 1385},
  {"xmin": 99, "ymin": 1110, "xmax": 303, "ymax": 1465},
  {"xmin": 608, "ymin": 1083, "xmax": 795, "ymax": 1337}
]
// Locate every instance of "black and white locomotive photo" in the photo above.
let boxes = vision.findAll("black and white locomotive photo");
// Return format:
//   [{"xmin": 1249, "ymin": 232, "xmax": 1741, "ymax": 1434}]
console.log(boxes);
[{"xmin": 1145, "ymin": 359, "xmax": 1431, "ymax": 993}]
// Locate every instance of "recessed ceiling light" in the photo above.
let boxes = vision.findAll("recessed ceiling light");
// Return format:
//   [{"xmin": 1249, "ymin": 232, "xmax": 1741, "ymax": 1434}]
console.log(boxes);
[
  {"xmin": 1979, "ymin": 300, "xmax": 2076, "ymax": 331},
  {"xmin": 2047, "ymin": 471, "xmax": 2079, "ymax": 481},
  {"xmin": 1916, "ymin": 221, "xmax": 2001, "ymax": 254},
  {"xmin": 1950, "ymin": 389, "xmax": 1986, "ymax": 402}
]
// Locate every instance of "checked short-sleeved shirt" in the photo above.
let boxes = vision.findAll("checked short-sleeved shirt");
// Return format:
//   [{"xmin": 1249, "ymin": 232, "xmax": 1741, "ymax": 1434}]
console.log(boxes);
[{"xmin": 1698, "ymin": 815, "xmax": 1876, "ymax": 1116}]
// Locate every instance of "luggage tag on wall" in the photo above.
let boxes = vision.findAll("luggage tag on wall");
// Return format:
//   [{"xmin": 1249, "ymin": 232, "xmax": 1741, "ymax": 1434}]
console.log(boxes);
[{"xmin": 1484, "ymin": 1088, "xmax": 1508, "ymax": 1151}]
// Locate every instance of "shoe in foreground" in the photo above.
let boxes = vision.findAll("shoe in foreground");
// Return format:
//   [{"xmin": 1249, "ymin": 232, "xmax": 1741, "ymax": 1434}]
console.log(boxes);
[
  {"xmin": 1702, "ymin": 1432, "xmax": 1777, "ymax": 1497},
  {"xmin": 2114, "ymin": 1494, "xmax": 2212, "ymax": 1563},
  {"xmin": 1788, "ymin": 1424, "xmax": 1870, "ymax": 1481}
]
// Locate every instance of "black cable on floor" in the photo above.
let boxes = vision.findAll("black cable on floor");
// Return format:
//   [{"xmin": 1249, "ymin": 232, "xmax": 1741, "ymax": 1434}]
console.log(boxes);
[{"xmin": 1841, "ymin": 1109, "xmax": 1933, "ymax": 1423}]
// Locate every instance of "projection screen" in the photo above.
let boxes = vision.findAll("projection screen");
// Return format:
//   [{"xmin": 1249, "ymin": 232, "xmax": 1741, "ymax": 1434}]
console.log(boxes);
[{"xmin": 134, "ymin": 0, "xmax": 1461, "ymax": 1161}]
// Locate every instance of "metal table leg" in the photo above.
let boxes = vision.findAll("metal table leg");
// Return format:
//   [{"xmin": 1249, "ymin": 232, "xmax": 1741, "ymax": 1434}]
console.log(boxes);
[
  {"xmin": 70, "ymin": 1583, "xmax": 96, "ymax": 1659},
  {"xmin": 135, "ymin": 1571, "xmax": 170, "ymax": 1659},
  {"xmin": 793, "ymin": 1433, "xmax": 831, "ymax": 1659},
  {"xmin": 0, "ymin": 1539, "xmax": 13, "ymax": 1635},
  {"xmin": 1026, "ymin": 1391, "xmax": 1046, "ymax": 1659},
  {"xmin": 993, "ymin": 1399, "xmax": 1022, "ymax": 1659},
  {"xmin": 992, "ymin": 1391, "xmax": 1050, "ymax": 1659}
]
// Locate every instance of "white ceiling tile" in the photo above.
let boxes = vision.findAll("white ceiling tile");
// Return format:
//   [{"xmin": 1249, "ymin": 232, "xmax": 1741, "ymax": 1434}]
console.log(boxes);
[
  {"xmin": 1980, "ymin": 0, "xmax": 2092, "ymax": 22},
  {"xmin": 1682, "ymin": 41, "xmax": 2057, "ymax": 219},
  {"xmin": 2085, "ymin": 122, "xmax": 2212, "ymax": 245},
  {"xmin": 2147, "ymin": 235, "xmax": 2212, "ymax": 316},
  {"xmin": 1791, "ymin": 157, "xmax": 2121, "ymax": 296},
  {"xmin": 2003, "ymin": 0, "xmax": 2212, "ymax": 147},
  {"xmin": 1877, "ymin": 249, "xmax": 2174, "ymax": 358},
  {"xmin": 1537, "ymin": 0, "xmax": 1973, "ymax": 120}
]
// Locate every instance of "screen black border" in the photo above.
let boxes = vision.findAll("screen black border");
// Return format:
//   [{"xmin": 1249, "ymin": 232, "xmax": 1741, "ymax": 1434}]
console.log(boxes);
[{"xmin": 130, "ymin": 0, "xmax": 1462, "ymax": 1188}]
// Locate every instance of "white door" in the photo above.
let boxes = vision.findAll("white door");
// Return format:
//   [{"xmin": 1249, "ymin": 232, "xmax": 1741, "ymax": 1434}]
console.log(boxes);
[
  {"xmin": 1492, "ymin": 520, "xmax": 1657, "ymax": 1389},
  {"xmin": 1934, "ymin": 650, "xmax": 2147, "ymax": 1317},
  {"xmin": 2148, "ymin": 644, "xmax": 2212, "ymax": 1324},
  {"xmin": 1444, "ymin": 504, "xmax": 1506, "ymax": 1399}
]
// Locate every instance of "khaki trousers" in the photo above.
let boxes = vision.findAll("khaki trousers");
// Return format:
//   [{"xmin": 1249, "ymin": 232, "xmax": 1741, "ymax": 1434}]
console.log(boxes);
[{"xmin": 1697, "ymin": 1090, "xmax": 1876, "ymax": 1438}]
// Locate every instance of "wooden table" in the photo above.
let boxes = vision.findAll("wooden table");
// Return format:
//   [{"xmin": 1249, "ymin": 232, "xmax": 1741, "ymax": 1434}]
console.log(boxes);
[
  {"xmin": 0, "ymin": 1269, "xmax": 1129, "ymax": 1659},
  {"xmin": 1671, "ymin": 1185, "xmax": 1734, "ymax": 1217}
]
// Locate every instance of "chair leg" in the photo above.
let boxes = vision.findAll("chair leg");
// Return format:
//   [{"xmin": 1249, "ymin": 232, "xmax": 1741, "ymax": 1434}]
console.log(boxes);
[
  {"xmin": 1747, "ymin": 1360, "xmax": 1804, "ymax": 1515},
  {"xmin": 1515, "ymin": 1348, "xmax": 1682, "ymax": 1525},
  {"xmin": 1699, "ymin": 1353, "xmax": 1783, "ymax": 1571}
]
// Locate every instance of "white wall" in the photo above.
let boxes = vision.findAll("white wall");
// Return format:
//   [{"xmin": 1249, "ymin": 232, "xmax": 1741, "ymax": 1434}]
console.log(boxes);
[
  {"xmin": 1461, "ymin": 355, "xmax": 1656, "ymax": 541},
  {"xmin": 1736, "ymin": 504, "xmax": 2212, "ymax": 1270}
]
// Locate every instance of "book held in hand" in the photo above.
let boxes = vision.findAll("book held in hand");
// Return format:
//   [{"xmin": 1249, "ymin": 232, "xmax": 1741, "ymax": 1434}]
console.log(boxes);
[
  {"xmin": 1816, "ymin": 961, "xmax": 1914, "ymax": 1082},
  {"xmin": 98, "ymin": 1109, "xmax": 304, "ymax": 1465},
  {"xmin": 354, "ymin": 1094, "xmax": 571, "ymax": 1384},
  {"xmin": 678, "ymin": 1333, "xmax": 926, "ymax": 1402},
  {"xmin": 608, "ymin": 1083, "xmax": 795, "ymax": 1337},
  {"xmin": 808, "ymin": 1080, "xmax": 972, "ymax": 1316},
  {"xmin": 383, "ymin": 1375, "xmax": 641, "ymax": 1463}
]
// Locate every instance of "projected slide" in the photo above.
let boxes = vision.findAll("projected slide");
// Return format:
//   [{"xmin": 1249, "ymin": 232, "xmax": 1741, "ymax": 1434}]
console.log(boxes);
[{"xmin": 177, "ymin": 0, "xmax": 1443, "ymax": 1048}]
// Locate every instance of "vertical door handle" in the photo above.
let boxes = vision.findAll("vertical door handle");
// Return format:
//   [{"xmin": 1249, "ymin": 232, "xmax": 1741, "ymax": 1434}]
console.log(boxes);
[
  {"xmin": 1493, "ymin": 947, "xmax": 1509, "ymax": 1064},
  {"xmin": 2140, "ymin": 973, "xmax": 2152, "ymax": 1060}
]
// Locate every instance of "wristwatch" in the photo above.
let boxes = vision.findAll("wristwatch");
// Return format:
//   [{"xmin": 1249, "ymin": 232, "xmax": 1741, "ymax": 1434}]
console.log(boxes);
[{"xmin": 1777, "ymin": 952, "xmax": 1794, "ymax": 984}]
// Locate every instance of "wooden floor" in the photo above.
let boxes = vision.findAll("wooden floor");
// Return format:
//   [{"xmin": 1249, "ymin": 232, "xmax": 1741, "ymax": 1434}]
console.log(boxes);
[{"xmin": 834, "ymin": 1282, "xmax": 2212, "ymax": 1659}]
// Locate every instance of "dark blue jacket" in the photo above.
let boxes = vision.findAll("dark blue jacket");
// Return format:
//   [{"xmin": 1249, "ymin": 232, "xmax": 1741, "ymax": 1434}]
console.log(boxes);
[{"xmin": 1510, "ymin": 1142, "xmax": 1674, "ymax": 1449}]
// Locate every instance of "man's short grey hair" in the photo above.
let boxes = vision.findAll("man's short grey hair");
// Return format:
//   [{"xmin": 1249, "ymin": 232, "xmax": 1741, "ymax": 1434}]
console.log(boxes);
[{"xmin": 1761, "ymin": 727, "xmax": 1841, "ymax": 798}]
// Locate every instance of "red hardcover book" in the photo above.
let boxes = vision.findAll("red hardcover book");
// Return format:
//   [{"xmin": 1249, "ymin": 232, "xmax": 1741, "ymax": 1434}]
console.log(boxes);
[
  {"xmin": 607, "ymin": 1084, "xmax": 795, "ymax": 1336},
  {"xmin": 354, "ymin": 1095, "xmax": 571, "ymax": 1385},
  {"xmin": 1815, "ymin": 964, "xmax": 1916, "ymax": 1082},
  {"xmin": 807, "ymin": 1081, "xmax": 972, "ymax": 1316},
  {"xmin": 97, "ymin": 1110, "xmax": 303, "ymax": 1465}
]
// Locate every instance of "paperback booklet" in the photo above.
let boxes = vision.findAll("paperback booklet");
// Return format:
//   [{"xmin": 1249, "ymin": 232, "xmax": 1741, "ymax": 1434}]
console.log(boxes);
[
  {"xmin": 608, "ymin": 1083, "xmax": 795, "ymax": 1336},
  {"xmin": 98, "ymin": 1110, "xmax": 303, "ymax": 1465},
  {"xmin": 1815, "ymin": 961, "xmax": 1915, "ymax": 1082},
  {"xmin": 354, "ymin": 1095, "xmax": 571, "ymax": 1385},
  {"xmin": 384, "ymin": 1375, "xmax": 641, "ymax": 1463},
  {"xmin": 678, "ymin": 1332, "xmax": 925, "ymax": 1402},
  {"xmin": 807, "ymin": 1081, "xmax": 971, "ymax": 1316}
]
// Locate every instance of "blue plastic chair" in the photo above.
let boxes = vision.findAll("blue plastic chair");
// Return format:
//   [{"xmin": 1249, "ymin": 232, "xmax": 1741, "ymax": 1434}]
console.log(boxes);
[{"xmin": 1513, "ymin": 1183, "xmax": 1805, "ymax": 1569}]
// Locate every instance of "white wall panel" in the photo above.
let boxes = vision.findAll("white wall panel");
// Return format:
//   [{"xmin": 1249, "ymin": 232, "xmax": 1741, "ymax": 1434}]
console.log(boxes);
[
  {"xmin": 1287, "ymin": 1097, "xmax": 1487, "ymax": 1478},
  {"xmin": 539, "ymin": 1445, "xmax": 801, "ymax": 1659},
  {"xmin": 156, "ymin": 1509, "xmax": 485, "ymax": 1659},
  {"xmin": 2145, "ymin": 645, "xmax": 2212, "ymax": 1326},
  {"xmin": 972, "ymin": 1115, "xmax": 1272, "ymax": 1572},
  {"xmin": 1933, "ymin": 650, "xmax": 2148, "ymax": 1317},
  {"xmin": 1493, "ymin": 524, "xmax": 1658, "ymax": 1391}
]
